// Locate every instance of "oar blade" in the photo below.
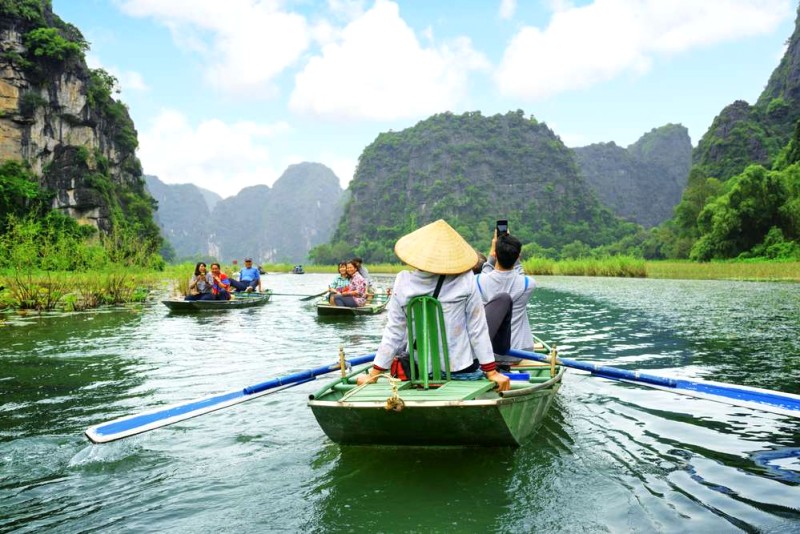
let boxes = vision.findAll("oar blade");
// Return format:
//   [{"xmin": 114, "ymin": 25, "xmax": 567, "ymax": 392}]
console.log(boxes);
[
  {"xmin": 86, "ymin": 385, "xmax": 280, "ymax": 443},
  {"xmin": 509, "ymin": 349, "xmax": 800, "ymax": 419},
  {"xmin": 85, "ymin": 353, "xmax": 376, "ymax": 443}
]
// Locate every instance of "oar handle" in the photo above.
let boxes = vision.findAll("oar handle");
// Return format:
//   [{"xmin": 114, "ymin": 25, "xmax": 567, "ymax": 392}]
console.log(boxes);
[
  {"xmin": 508, "ymin": 349, "xmax": 678, "ymax": 388},
  {"xmin": 243, "ymin": 353, "xmax": 376, "ymax": 395}
]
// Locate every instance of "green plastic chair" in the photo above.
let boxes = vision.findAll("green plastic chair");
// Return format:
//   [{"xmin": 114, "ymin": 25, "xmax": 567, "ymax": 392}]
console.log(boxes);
[{"xmin": 405, "ymin": 295, "xmax": 451, "ymax": 389}]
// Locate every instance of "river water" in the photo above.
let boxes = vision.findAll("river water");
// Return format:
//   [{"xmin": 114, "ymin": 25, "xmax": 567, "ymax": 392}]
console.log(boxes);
[{"xmin": 1, "ymin": 274, "xmax": 798, "ymax": 533}]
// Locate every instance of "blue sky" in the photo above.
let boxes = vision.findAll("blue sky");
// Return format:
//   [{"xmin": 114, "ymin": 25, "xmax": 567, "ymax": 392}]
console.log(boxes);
[{"xmin": 51, "ymin": 0, "xmax": 797, "ymax": 197}]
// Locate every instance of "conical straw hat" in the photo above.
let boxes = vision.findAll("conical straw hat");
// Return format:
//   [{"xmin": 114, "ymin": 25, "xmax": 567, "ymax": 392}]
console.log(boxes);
[{"xmin": 394, "ymin": 219, "xmax": 478, "ymax": 274}]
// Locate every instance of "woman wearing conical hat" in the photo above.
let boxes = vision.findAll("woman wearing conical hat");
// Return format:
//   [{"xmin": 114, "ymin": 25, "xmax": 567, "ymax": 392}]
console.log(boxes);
[{"xmin": 356, "ymin": 220, "xmax": 511, "ymax": 392}]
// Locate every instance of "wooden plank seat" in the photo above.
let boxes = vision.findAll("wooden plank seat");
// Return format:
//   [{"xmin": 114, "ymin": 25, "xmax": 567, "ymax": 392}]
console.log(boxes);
[{"xmin": 342, "ymin": 380, "xmax": 495, "ymax": 402}]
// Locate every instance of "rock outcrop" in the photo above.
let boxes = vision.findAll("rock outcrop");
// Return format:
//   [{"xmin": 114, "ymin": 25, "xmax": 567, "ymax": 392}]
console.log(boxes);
[
  {"xmin": 573, "ymin": 124, "xmax": 692, "ymax": 228},
  {"xmin": 0, "ymin": 1, "xmax": 157, "ymax": 238}
]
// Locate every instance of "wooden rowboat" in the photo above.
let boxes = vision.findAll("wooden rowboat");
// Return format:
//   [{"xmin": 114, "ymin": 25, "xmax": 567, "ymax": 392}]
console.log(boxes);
[
  {"xmin": 315, "ymin": 294, "xmax": 389, "ymax": 316},
  {"xmin": 308, "ymin": 339, "xmax": 563, "ymax": 447},
  {"xmin": 162, "ymin": 290, "xmax": 272, "ymax": 312}
]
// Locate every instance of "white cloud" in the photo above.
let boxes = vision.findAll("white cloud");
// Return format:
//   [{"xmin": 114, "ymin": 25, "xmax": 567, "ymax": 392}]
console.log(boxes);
[
  {"xmin": 138, "ymin": 109, "xmax": 290, "ymax": 195},
  {"xmin": 118, "ymin": 0, "xmax": 310, "ymax": 97},
  {"xmin": 499, "ymin": 0, "xmax": 516, "ymax": 20},
  {"xmin": 289, "ymin": 0, "xmax": 490, "ymax": 121},
  {"xmin": 496, "ymin": 0, "xmax": 793, "ymax": 100}
]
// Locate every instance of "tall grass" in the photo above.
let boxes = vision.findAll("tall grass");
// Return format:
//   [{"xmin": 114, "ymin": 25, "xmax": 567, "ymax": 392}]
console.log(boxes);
[
  {"xmin": 0, "ymin": 268, "xmax": 154, "ymax": 312},
  {"xmin": 645, "ymin": 260, "xmax": 800, "ymax": 281},
  {"xmin": 522, "ymin": 256, "xmax": 647, "ymax": 277}
]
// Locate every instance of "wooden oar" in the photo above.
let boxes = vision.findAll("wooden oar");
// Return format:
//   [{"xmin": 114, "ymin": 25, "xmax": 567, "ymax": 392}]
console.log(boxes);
[
  {"xmin": 508, "ymin": 349, "xmax": 800, "ymax": 418},
  {"xmin": 300, "ymin": 290, "xmax": 330, "ymax": 301},
  {"xmin": 85, "ymin": 353, "xmax": 376, "ymax": 443},
  {"xmin": 266, "ymin": 292, "xmax": 324, "ymax": 299}
]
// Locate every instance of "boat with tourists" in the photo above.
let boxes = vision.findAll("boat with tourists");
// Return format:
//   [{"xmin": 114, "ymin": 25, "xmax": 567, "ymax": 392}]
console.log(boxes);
[
  {"xmin": 162, "ymin": 290, "xmax": 272, "ymax": 312},
  {"xmin": 291, "ymin": 265, "xmax": 305, "ymax": 274},
  {"xmin": 307, "ymin": 337, "xmax": 563, "ymax": 446},
  {"xmin": 315, "ymin": 292, "xmax": 390, "ymax": 316}
]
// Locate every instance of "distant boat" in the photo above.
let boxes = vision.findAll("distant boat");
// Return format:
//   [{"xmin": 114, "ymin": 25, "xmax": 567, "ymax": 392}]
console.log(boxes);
[
  {"xmin": 316, "ymin": 293, "xmax": 389, "ymax": 316},
  {"xmin": 292, "ymin": 265, "xmax": 305, "ymax": 274},
  {"xmin": 162, "ymin": 290, "xmax": 272, "ymax": 312}
]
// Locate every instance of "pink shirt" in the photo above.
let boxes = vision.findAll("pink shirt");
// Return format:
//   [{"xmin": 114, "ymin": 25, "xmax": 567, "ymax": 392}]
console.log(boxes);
[{"xmin": 348, "ymin": 272, "xmax": 367, "ymax": 307}]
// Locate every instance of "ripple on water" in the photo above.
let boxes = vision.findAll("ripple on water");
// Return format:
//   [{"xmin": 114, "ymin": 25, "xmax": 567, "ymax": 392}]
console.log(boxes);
[{"xmin": 0, "ymin": 274, "xmax": 798, "ymax": 532}]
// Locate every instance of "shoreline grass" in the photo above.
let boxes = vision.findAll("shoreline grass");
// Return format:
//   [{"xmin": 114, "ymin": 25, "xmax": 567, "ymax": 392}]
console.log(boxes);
[{"xmin": 2, "ymin": 258, "xmax": 795, "ymax": 313}]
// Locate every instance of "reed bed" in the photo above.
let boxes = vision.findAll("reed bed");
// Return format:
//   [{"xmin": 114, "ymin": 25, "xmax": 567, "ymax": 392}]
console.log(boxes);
[
  {"xmin": 523, "ymin": 256, "xmax": 647, "ymax": 277},
  {"xmin": 0, "ymin": 269, "xmax": 154, "ymax": 311},
  {"xmin": 645, "ymin": 260, "xmax": 800, "ymax": 282}
]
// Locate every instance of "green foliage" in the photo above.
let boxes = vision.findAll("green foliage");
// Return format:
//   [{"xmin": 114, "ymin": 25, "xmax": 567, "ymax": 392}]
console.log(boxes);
[
  {"xmin": 308, "ymin": 241, "xmax": 355, "ymax": 265},
  {"xmin": 23, "ymin": 27, "xmax": 86, "ymax": 62},
  {"xmin": 0, "ymin": 212, "xmax": 99, "ymax": 271},
  {"xmin": 743, "ymin": 227, "xmax": 800, "ymax": 259},
  {"xmin": 19, "ymin": 91, "xmax": 47, "ymax": 117},
  {"xmin": 0, "ymin": 160, "xmax": 48, "ymax": 223},
  {"xmin": 87, "ymin": 68, "xmax": 118, "ymax": 107},
  {"xmin": 690, "ymin": 164, "xmax": 795, "ymax": 260},
  {"xmin": 0, "ymin": 0, "xmax": 48, "ymax": 25},
  {"xmin": 766, "ymin": 96, "xmax": 789, "ymax": 117}
]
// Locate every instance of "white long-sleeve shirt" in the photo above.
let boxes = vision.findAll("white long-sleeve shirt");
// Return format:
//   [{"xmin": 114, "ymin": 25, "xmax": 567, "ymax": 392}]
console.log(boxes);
[
  {"xmin": 476, "ymin": 263, "xmax": 536, "ymax": 351},
  {"xmin": 374, "ymin": 270, "xmax": 496, "ymax": 372}
]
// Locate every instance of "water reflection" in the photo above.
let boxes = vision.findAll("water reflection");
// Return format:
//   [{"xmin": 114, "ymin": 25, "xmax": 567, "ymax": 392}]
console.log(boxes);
[{"xmin": 305, "ymin": 445, "xmax": 519, "ymax": 533}]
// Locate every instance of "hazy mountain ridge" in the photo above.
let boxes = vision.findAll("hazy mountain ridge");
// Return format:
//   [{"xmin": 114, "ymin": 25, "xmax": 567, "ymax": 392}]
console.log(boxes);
[
  {"xmin": 573, "ymin": 124, "xmax": 692, "ymax": 228},
  {"xmin": 147, "ymin": 163, "xmax": 344, "ymax": 263}
]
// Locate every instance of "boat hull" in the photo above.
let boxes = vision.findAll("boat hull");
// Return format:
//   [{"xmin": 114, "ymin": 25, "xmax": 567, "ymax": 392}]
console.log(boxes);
[
  {"xmin": 308, "ymin": 365, "xmax": 563, "ymax": 446},
  {"xmin": 316, "ymin": 298, "xmax": 388, "ymax": 316},
  {"xmin": 162, "ymin": 291, "xmax": 272, "ymax": 311}
]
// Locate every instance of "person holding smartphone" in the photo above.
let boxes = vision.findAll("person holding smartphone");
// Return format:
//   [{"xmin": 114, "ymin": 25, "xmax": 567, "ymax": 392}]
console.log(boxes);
[
  {"xmin": 209, "ymin": 262, "xmax": 232, "ymax": 300},
  {"xmin": 475, "ymin": 221, "xmax": 536, "ymax": 370},
  {"xmin": 184, "ymin": 262, "xmax": 214, "ymax": 301}
]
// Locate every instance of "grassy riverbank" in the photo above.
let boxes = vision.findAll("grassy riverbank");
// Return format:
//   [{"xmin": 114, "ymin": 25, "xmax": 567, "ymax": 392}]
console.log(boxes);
[
  {"xmin": 278, "ymin": 258, "xmax": 800, "ymax": 281},
  {"xmin": 2, "ymin": 258, "xmax": 796, "ymax": 313}
]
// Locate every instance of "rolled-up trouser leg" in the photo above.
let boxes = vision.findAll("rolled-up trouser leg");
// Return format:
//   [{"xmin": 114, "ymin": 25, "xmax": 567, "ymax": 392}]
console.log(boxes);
[{"xmin": 334, "ymin": 295, "xmax": 358, "ymax": 307}]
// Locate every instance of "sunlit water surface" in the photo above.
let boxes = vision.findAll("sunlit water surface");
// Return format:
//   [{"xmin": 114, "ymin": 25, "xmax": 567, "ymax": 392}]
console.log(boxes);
[{"xmin": 1, "ymin": 274, "xmax": 798, "ymax": 532}]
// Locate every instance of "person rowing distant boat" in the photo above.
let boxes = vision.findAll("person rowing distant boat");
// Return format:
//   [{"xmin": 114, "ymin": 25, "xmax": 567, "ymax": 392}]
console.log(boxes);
[{"xmin": 356, "ymin": 219, "xmax": 510, "ymax": 392}]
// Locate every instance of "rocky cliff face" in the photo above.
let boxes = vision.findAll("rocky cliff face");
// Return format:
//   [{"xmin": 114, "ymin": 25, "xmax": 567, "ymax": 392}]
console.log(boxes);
[
  {"xmin": 573, "ymin": 124, "xmax": 692, "ymax": 228},
  {"xmin": 333, "ymin": 110, "xmax": 635, "ymax": 260},
  {"xmin": 692, "ymin": 4, "xmax": 800, "ymax": 181},
  {"xmin": 145, "ymin": 175, "xmax": 214, "ymax": 259},
  {"xmin": 0, "ymin": 2, "xmax": 155, "ymax": 236},
  {"xmin": 148, "ymin": 163, "xmax": 345, "ymax": 263}
]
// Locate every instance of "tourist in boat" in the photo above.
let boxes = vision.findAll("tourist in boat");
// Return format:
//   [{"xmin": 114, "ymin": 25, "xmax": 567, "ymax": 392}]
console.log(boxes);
[
  {"xmin": 209, "ymin": 262, "xmax": 232, "ymax": 300},
  {"xmin": 331, "ymin": 261, "xmax": 366, "ymax": 307},
  {"xmin": 184, "ymin": 262, "xmax": 214, "ymax": 301},
  {"xmin": 476, "ymin": 231, "xmax": 536, "ymax": 370},
  {"xmin": 356, "ymin": 219, "xmax": 510, "ymax": 392},
  {"xmin": 327, "ymin": 261, "xmax": 350, "ymax": 304},
  {"xmin": 229, "ymin": 257, "xmax": 261, "ymax": 293},
  {"xmin": 351, "ymin": 256, "xmax": 370, "ymax": 283}
]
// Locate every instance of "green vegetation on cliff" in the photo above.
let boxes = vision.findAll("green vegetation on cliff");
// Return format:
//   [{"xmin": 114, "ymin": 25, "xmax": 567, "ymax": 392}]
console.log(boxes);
[{"xmin": 645, "ymin": 4, "xmax": 800, "ymax": 262}]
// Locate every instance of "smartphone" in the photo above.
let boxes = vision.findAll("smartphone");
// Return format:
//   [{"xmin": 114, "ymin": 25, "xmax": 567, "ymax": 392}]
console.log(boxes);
[{"xmin": 496, "ymin": 219, "xmax": 508, "ymax": 237}]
